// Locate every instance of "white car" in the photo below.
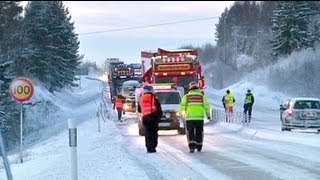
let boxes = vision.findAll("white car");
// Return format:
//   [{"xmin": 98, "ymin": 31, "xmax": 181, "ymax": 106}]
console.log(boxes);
[
  {"xmin": 280, "ymin": 97, "xmax": 320, "ymax": 132},
  {"xmin": 136, "ymin": 84, "xmax": 186, "ymax": 136}
]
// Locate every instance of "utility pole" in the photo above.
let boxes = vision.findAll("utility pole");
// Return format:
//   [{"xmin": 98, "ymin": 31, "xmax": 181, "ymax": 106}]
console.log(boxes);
[{"xmin": 224, "ymin": 17, "xmax": 227, "ymax": 64}]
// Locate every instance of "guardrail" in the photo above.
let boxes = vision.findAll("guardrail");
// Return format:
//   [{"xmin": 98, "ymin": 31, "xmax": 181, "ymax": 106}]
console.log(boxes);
[{"xmin": 212, "ymin": 108, "xmax": 248, "ymax": 124}]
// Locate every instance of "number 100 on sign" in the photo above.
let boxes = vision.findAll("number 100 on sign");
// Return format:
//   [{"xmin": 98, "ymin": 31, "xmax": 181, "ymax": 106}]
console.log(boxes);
[{"xmin": 9, "ymin": 77, "xmax": 35, "ymax": 103}]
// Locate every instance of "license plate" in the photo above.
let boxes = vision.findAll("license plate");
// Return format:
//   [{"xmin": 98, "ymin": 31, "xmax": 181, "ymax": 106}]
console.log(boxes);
[
  {"xmin": 302, "ymin": 112, "xmax": 315, "ymax": 118},
  {"xmin": 158, "ymin": 123, "xmax": 171, "ymax": 127}
]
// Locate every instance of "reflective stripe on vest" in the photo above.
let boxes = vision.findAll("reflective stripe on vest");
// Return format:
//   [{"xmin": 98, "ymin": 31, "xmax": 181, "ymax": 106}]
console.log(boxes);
[
  {"xmin": 187, "ymin": 94, "xmax": 203, "ymax": 105},
  {"xmin": 140, "ymin": 93, "xmax": 157, "ymax": 116},
  {"xmin": 116, "ymin": 98, "xmax": 124, "ymax": 108}
]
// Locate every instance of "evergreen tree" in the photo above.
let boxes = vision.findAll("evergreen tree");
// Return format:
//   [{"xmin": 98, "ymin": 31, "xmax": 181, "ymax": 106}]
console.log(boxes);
[
  {"xmin": 22, "ymin": 1, "xmax": 81, "ymax": 92},
  {"xmin": 215, "ymin": 8, "xmax": 229, "ymax": 47},
  {"xmin": 271, "ymin": 1, "xmax": 313, "ymax": 58},
  {"xmin": 43, "ymin": 1, "xmax": 81, "ymax": 92},
  {"xmin": 22, "ymin": 1, "xmax": 50, "ymax": 82},
  {"xmin": 307, "ymin": 1, "xmax": 320, "ymax": 47},
  {"xmin": 0, "ymin": 1, "xmax": 23, "ymax": 148}
]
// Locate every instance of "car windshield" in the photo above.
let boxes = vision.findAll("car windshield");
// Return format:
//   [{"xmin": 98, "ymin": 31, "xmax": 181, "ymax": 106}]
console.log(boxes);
[
  {"xmin": 122, "ymin": 84, "xmax": 139, "ymax": 96},
  {"xmin": 294, "ymin": 100, "xmax": 320, "ymax": 109},
  {"xmin": 155, "ymin": 91, "xmax": 181, "ymax": 104}
]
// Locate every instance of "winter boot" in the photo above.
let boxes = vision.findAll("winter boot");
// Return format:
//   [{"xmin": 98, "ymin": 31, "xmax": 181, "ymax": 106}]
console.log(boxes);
[{"xmin": 196, "ymin": 145, "xmax": 202, "ymax": 152}]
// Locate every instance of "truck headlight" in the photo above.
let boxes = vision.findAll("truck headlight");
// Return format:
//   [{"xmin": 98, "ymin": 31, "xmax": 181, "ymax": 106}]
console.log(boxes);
[{"xmin": 165, "ymin": 112, "xmax": 171, "ymax": 118}]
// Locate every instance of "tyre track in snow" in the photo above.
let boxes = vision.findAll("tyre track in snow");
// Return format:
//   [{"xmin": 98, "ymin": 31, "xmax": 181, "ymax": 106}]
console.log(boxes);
[
  {"xmin": 159, "ymin": 134, "xmax": 278, "ymax": 180},
  {"xmin": 202, "ymin": 133, "xmax": 320, "ymax": 180},
  {"xmin": 115, "ymin": 120, "xmax": 230, "ymax": 180}
]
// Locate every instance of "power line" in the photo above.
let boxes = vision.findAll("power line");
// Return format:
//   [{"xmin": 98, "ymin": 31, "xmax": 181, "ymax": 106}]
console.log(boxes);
[{"xmin": 78, "ymin": 16, "xmax": 220, "ymax": 36}]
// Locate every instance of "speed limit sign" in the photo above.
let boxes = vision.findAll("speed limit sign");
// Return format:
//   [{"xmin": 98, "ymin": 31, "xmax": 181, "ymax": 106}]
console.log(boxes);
[{"xmin": 9, "ymin": 77, "xmax": 35, "ymax": 103}]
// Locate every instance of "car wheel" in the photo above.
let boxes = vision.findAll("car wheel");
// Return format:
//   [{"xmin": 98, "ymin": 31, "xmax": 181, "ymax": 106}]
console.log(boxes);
[
  {"xmin": 177, "ymin": 128, "xmax": 186, "ymax": 135},
  {"xmin": 138, "ymin": 122, "xmax": 145, "ymax": 136}
]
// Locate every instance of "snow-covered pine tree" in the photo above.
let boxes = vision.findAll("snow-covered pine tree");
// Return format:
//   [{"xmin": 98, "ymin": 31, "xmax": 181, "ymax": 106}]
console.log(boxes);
[
  {"xmin": 44, "ymin": 1, "xmax": 81, "ymax": 92},
  {"xmin": 215, "ymin": 8, "xmax": 229, "ymax": 47},
  {"xmin": 271, "ymin": 1, "xmax": 313, "ymax": 59},
  {"xmin": 22, "ymin": 1, "xmax": 50, "ymax": 84},
  {"xmin": 307, "ymin": 1, "xmax": 320, "ymax": 48},
  {"xmin": 0, "ymin": 1, "xmax": 23, "ymax": 149},
  {"xmin": 22, "ymin": 1, "xmax": 81, "ymax": 92}
]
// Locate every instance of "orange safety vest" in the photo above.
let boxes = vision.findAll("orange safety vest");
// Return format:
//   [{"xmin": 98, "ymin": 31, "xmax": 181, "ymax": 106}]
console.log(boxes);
[
  {"xmin": 115, "ymin": 97, "xmax": 125, "ymax": 109},
  {"xmin": 140, "ymin": 93, "xmax": 158, "ymax": 116}
]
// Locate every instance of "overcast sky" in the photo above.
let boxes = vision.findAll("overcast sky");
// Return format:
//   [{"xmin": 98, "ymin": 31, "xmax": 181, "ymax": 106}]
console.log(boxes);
[{"xmin": 23, "ymin": 1, "xmax": 234, "ymax": 67}]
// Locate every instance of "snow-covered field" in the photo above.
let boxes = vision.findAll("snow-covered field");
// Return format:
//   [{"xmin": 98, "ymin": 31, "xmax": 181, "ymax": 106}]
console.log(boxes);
[{"xmin": 1, "ymin": 73, "xmax": 320, "ymax": 180}]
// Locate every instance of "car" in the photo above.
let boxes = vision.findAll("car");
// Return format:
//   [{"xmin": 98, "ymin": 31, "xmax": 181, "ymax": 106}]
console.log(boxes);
[
  {"xmin": 121, "ymin": 80, "xmax": 141, "ymax": 113},
  {"xmin": 280, "ymin": 97, "xmax": 320, "ymax": 132},
  {"xmin": 136, "ymin": 83, "xmax": 186, "ymax": 136}
]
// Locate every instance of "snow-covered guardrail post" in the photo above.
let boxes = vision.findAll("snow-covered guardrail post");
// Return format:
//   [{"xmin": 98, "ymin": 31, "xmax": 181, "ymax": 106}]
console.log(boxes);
[
  {"xmin": 97, "ymin": 110, "xmax": 101, "ymax": 132},
  {"xmin": 68, "ymin": 118, "xmax": 78, "ymax": 180}
]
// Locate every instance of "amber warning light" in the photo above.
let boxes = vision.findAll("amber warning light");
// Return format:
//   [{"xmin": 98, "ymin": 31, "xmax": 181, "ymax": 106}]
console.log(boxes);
[{"xmin": 156, "ymin": 64, "xmax": 191, "ymax": 72}]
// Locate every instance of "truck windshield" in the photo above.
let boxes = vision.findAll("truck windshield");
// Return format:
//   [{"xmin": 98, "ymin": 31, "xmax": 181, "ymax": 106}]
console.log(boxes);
[
  {"xmin": 155, "ymin": 91, "xmax": 181, "ymax": 104},
  {"xmin": 155, "ymin": 76, "xmax": 196, "ymax": 93},
  {"xmin": 114, "ymin": 78, "xmax": 129, "ymax": 86}
]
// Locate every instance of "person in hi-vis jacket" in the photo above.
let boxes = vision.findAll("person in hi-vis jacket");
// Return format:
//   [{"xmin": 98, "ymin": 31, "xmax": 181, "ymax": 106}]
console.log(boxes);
[
  {"xmin": 179, "ymin": 82, "xmax": 211, "ymax": 153},
  {"xmin": 113, "ymin": 94, "xmax": 126, "ymax": 121}
]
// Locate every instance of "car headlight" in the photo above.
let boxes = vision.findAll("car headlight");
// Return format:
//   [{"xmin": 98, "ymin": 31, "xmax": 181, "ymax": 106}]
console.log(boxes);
[
  {"xmin": 180, "ymin": 111, "xmax": 186, "ymax": 116},
  {"xmin": 123, "ymin": 104, "xmax": 129, "ymax": 109},
  {"xmin": 165, "ymin": 112, "xmax": 171, "ymax": 118}
]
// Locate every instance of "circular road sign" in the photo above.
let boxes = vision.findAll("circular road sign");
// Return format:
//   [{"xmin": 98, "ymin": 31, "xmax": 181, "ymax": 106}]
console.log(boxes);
[{"xmin": 9, "ymin": 77, "xmax": 35, "ymax": 103}]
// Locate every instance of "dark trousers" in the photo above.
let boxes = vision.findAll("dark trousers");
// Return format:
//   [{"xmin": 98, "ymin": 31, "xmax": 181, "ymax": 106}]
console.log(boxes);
[
  {"xmin": 143, "ymin": 115, "xmax": 159, "ymax": 151},
  {"xmin": 186, "ymin": 121, "xmax": 204, "ymax": 150},
  {"xmin": 243, "ymin": 104, "xmax": 252, "ymax": 122},
  {"xmin": 116, "ymin": 108, "xmax": 123, "ymax": 121}
]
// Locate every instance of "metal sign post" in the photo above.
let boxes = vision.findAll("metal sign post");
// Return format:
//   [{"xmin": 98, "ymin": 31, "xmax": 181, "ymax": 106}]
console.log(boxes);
[
  {"xmin": 9, "ymin": 77, "xmax": 35, "ymax": 164},
  {"xmin": 0, "ymin": 124, "xmax": 13, "ymax": 180},
  {"xmin": 20, "ymin": 103, "xmax": 23, "ymax": 163}
]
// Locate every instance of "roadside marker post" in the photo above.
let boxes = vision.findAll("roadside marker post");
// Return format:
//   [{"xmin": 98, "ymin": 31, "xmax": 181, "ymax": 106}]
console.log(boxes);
[{"xmin": 68, "ymin": 118, "xmax": 78, "ymax": 180}]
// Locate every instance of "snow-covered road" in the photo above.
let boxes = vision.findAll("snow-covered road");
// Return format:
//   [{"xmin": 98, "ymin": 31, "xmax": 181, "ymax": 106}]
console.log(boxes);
[{"xmin": 1, "ymin": 75, "xmax": 320, "ymax": 180}]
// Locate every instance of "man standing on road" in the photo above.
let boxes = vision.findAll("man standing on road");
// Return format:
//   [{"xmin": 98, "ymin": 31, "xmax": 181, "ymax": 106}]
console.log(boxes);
[
  {"xmin": 137, "ymin": 85, "xmax": 163, "ymax": 153},
  {"xmin": 222, "ymin": 94, "xmax": 227, "ymax": 122},
  {"xmin": 243, "ymin": 89, "xmax": 254, "ymax": 123},
  {"xmin": 113, "ymin": 94, "xmax": 126, "ymax": 122},
  {"xmin": 224, "ymin": 90, "xmax": 235, "ymax": 123},
  {"xmin": 180, "ymin": 82, "xmax": 211, "ymax": 153}
]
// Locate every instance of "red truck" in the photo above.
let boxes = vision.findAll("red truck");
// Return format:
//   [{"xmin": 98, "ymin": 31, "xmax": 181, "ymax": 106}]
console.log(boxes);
[{"xmin": 140, "ymin": 48, "xmax": 205, "ymax": 94}]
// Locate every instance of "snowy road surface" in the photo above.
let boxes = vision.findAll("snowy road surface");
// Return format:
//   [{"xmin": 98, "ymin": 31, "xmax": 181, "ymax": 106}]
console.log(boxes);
[{"xmin": 0, "ymin": 75, "xmax": 320, "ymax": 180}]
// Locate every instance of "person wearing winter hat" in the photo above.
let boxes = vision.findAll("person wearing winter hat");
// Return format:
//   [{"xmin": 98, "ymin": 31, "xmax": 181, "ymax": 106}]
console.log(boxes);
[
  {"xmin": 243, "ymin": 89, "xmax": 254, "ymax": 123},
  {"xmin": 180, "ymin": 82, "xmax": 211, "ymax": 153},
  {"xmin": 137, "ymin": 85, "xmax": 162, "ymax": 153}
]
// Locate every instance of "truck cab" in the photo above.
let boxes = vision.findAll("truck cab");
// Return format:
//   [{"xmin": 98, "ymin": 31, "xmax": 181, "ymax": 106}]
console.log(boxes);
[
  {"xmin": 136, "ymin": 83, "xmax": 186, "ymax": 136},
  {"xmin": 110, "ymin": 63, "xmax": 134, "ymax": 103},
  {"xmin": 140, "ymin": 48, "xmax": 206, "ymax": 95}
]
